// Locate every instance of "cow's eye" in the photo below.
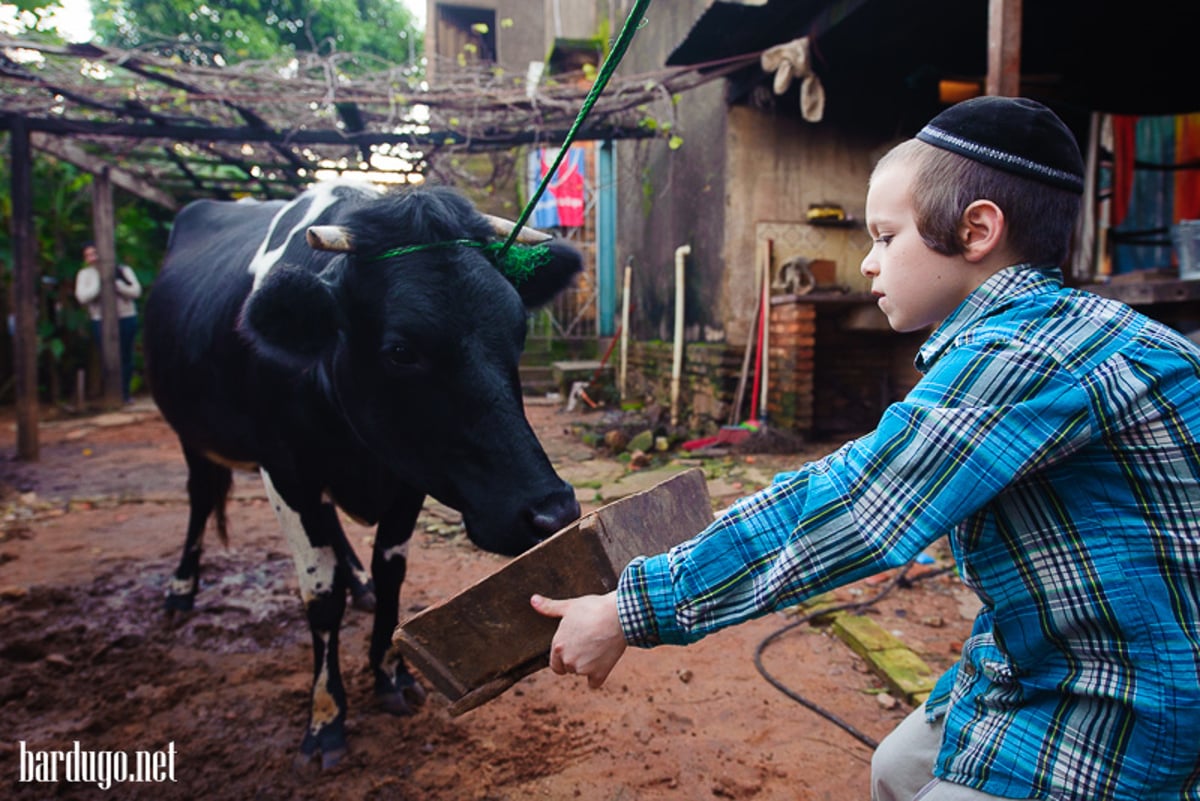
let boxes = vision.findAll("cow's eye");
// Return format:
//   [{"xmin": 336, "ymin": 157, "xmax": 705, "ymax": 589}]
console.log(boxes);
[{"xmin": 385, "ymin": 343, "xmax": 421, "ymax": 369}]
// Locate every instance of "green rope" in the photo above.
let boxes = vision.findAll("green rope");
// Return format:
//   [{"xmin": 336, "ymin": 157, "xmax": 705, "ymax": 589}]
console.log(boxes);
[
  {"xmin": 370, "ymin": 239, "xmax": 551, "ymax": 284},
  {"xmin": 367, "ymin": 0, "xmax": 650, "ymax": 284},
  {"xmin": 499, "ymin": 0, "xmax": 653, "ymax": 256}
]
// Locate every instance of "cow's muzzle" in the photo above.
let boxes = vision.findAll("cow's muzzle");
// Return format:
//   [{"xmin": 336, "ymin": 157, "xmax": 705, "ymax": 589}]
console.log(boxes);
[{"xmin": 526, "ymin": 484, "xmax": 581, "ymax": 542}]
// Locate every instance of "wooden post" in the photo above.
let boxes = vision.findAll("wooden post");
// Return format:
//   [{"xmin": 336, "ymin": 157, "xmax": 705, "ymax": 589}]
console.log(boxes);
[
  {"xmin": 986, "ymin": 0, "xmax": 1022, "ymax": 98},
  {"xmin": 91, "ymin": 168, "xmax": 123, "ymax": 408},
  {"xmin": 9, "ymin": 116, "xmax": 39, "ymax": 461},
  {"xmin": 619, "ymin": 263, "xmax": 631, "ymax": 401}
]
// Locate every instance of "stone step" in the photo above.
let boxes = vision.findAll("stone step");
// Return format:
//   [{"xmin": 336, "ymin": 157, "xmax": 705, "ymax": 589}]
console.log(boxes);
[
  {"xmin": 551, "ymin": 360, "xmax": 613, "ymax": 397},
  {"xmin": 519, "ymin": 365, "xmax": 557, "ymax": 398}
]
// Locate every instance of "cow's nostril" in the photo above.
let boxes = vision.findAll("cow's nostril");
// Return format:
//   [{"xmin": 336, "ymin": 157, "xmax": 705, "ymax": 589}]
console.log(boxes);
[{"xmin": 528, "ymin": 489, "xmax": 581, "ymax": 538}]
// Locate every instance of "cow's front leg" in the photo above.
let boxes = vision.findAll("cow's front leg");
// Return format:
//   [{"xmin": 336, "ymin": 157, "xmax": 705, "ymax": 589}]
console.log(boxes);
[
  {"xmin": 370, "ymin": 490, "xmax": 427, "ymax": 715},
  {"xmin": 262, "ymin": 470, "xmax": 349, "ymax": 770}
]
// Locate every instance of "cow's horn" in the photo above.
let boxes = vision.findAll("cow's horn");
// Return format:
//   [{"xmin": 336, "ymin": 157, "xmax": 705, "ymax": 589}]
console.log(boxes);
[
  {"xmin": 306, "ymin": 225, "xmax": 355, "ymax": 252},
  {"xmin": 483, "ymin": 214, "xmax": 553, "ymax": 244}
]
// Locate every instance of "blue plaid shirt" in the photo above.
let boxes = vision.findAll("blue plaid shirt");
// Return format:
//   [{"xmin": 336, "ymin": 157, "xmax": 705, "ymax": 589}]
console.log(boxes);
[{"xmin": 618, "ymin": 266, "xmax": 1200, "ymax": 800}]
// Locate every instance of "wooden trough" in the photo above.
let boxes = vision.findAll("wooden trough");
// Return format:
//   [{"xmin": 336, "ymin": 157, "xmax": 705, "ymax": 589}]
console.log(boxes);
[{"xmin": 394, "ymin": 468, "xmax": 713, "ymax": 715}]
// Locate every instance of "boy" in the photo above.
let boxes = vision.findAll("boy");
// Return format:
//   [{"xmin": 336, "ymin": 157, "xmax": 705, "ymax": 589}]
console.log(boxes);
[{"xmin": 532, "ymin": 96, "xmax": 1200, "ymax": 800}]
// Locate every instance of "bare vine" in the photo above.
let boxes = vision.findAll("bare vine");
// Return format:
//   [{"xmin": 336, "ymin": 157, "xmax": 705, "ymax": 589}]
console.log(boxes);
[{"xmin": 1, "ymin": 34, "xmax": 761, "ymax": 201}]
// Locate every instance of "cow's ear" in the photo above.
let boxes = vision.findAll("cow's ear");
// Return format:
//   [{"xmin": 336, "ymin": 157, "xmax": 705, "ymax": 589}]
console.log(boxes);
[
  {"xmin": 512, "ymin": 239, "xmax": 583, "ymax": 309},
  {"xmin": 238, "ymin": 266, "xmax": 340, "ymax": 371}
]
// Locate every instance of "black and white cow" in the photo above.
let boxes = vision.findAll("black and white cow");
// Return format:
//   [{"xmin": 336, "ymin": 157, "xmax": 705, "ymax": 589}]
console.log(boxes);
[{"xmin": 143, "ymin": 181, "xmax": 582, "ymax": 767}]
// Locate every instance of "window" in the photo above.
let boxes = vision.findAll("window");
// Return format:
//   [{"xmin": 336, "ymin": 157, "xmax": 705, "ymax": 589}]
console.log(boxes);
[{"xmin": 435, "ymin": 5, "xmax": 497, "ymax": 66}]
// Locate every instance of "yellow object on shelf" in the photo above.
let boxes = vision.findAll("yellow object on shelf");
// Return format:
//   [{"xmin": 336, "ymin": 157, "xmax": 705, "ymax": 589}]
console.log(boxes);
[{"xmin": 806, "ymin": 203, "xmax": 846, "ymax": 223}]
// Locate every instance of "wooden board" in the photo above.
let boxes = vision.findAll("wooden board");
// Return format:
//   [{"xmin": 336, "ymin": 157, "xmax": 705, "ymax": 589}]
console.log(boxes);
[{"xmin": 394, "ymin": 468, "xmax": 712, "ymax": 715}]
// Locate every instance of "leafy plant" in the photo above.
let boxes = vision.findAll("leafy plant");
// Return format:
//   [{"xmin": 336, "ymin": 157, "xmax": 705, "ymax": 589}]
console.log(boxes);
[{"xmin": 89, "ymin": 0, "xmax": 423, "ymax": 69}]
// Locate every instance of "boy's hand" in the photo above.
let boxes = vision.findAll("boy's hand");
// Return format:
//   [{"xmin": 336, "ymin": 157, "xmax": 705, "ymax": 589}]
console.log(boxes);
[{"xmin": 531, "ymin": 591, "xmax": 627, "ymax": 688}]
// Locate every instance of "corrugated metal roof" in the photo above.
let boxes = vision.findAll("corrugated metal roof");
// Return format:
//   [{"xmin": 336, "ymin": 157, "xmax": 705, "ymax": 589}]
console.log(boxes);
[{"xmin": 666, "ymin": 2, "xmax": 826, "ymax": 69}]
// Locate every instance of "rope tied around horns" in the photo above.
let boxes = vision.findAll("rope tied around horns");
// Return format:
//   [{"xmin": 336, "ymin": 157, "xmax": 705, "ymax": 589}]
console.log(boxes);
[{"xmin": 370, "ymin": 238, "xmax": 551, "ymax": 284}]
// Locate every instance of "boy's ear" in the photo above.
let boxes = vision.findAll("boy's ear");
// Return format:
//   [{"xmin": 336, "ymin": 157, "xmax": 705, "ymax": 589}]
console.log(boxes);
[{"xmin": 959, "ymin": 200, "xmax": 1006, "ymax": 263}]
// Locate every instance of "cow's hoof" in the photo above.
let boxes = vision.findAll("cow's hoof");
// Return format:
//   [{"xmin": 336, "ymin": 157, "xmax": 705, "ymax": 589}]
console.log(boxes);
[
  {"xmin": 163, "ymin": 593, "xmax": 195, "ymax": 616},
  {"xmin": 296, "ymin": 730, "xmax": 348, "ymax": 772},
  {"xmin": 349, "ymin": 586, "xmax": 376, "ymax": 614},
  {"xmin": 293, "ymin": 745, "xmax": 348, "ymax": 773},
  {"xmin": 378, "ymin": 675, "xmax": 427, "ymax": 716}
]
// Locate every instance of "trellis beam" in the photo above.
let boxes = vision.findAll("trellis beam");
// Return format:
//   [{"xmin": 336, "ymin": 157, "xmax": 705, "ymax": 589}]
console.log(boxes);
[
  {"xmin": 0, "ymin": 114, "xmax": 655, "ymax": 149},
  {"xmin": 31, "ymin": 133, "xmax": 178, "ymax": 210}
]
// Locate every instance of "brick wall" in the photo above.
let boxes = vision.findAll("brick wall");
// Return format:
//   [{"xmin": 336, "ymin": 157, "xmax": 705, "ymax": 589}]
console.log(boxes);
[
  {"xmin": 623, "ymin": 297, "xmax": 921, "ymax": 439},
  {"xmin": 775, "ymin": 296, "xmax": 924, "ymax": 439},
  {"xmin": 767, "ymin": 299, "xmax": 817, "ymax": 435},
  {"xmin": 813, "ymin": 311, "xmax": 894, "ymax": 437},
  {"xmin": 621, "ymin": 305, "xmax": 816, "ymax": 436},
  {"xmin": 624, "ymin": 341, "xmax": 743, "ymax": 431}
]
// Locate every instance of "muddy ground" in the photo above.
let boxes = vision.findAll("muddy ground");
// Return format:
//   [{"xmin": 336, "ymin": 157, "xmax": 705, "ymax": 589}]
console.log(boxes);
[{"xmin": 0, "ymin": 398, "xmax": 974, "ymax": 800}]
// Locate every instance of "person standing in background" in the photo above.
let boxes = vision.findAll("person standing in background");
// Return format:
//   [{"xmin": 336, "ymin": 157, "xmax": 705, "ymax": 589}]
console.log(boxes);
[{"xmin": 75, "ymin": 241, "xmax": 141, "ymax": 403}]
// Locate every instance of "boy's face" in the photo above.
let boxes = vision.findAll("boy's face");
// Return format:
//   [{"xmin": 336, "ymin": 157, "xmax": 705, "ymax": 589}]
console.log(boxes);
[
  {"xmin": 861, "ymin": 161, "xmax": 979, "ymax": 333},
  {"xmin": 83, "ymin": 245, "xmax": 98, "ymax": 265}
]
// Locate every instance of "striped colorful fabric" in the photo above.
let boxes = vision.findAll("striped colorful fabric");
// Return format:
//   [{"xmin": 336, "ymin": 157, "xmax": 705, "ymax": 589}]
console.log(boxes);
[{"xmin": 618, "ymin": 266, "xmax": 1200, "ymax": 800}]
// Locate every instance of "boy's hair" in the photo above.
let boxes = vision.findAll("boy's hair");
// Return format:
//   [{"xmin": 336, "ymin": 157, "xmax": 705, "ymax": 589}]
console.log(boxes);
[{"xmin": 875, "ymin": 139, "xmax": 1081, "ymax": 267}]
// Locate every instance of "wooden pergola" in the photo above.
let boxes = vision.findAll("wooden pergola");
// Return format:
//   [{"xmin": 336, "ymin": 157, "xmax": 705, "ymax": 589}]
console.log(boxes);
[{"xmin": 1, "ymin": 36, "xmax": 757, "ymax": 460}]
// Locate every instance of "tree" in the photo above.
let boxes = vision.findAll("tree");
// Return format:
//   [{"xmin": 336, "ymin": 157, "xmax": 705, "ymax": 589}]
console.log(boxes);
[{"xmin": 90, "ymin": 0, "xmax": 422, "ymax": 69}]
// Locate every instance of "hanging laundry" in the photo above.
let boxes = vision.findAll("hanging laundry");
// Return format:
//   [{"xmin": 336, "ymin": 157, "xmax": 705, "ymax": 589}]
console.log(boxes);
[
  {"xmin": 527, "ymin": 146, "xmax": 587, "ymax": 228},
  {"xmin": 1110, "ymin": 115, "xmax": 1138, "ymax": 228},
  {"xmin": 1111, "ymin": 115, "xmax": 1175, "ymax": 273},
  {"xmin": 1174, "ymin": 113, "xmax": 1200, "ymax": 222}
]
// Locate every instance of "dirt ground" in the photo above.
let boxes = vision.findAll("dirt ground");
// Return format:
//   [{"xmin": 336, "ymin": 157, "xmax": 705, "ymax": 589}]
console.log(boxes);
[{"xmin": 0, "ymin": 397, "xmax": 975, "ymax": 800}]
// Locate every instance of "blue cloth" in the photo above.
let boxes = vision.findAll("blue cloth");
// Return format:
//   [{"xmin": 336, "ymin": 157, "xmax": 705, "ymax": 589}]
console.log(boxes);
[
  {"xmin": 619, "ymin": 266, "xmax": 1200, "ymax": 800},
  {"xmin": 528, "ymin": 149, "xmax": 561, "ymax": 229}
]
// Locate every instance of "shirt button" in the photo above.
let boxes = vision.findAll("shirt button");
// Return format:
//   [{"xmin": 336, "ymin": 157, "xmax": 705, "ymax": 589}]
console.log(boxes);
[{"xmin": 962, "ymin": 662, "xmax": 977, "ymax": 677}]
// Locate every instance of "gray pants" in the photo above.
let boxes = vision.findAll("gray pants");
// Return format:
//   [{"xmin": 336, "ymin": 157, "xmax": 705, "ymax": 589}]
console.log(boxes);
[{"xmin": 871, "ymin": 704, "xmax": 1028, "ymax": 801}]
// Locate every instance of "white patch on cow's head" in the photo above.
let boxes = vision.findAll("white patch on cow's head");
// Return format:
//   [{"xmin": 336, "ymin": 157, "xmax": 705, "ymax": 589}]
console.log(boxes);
[{"xmin": 248, "ymin": 180, "xmax": 382, "ymax": 291}]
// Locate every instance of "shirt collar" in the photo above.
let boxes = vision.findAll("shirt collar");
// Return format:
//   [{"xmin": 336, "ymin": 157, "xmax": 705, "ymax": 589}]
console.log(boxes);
[{"xmin": 915, "ymin": 264, "xmax": 1063, "ymax": 373}]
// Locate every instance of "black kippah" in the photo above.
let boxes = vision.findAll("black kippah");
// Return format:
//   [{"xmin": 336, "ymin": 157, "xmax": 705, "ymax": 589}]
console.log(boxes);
[{"xmin": 915, "ymin": 96, "xmax": 1085, "ymax": 194}]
